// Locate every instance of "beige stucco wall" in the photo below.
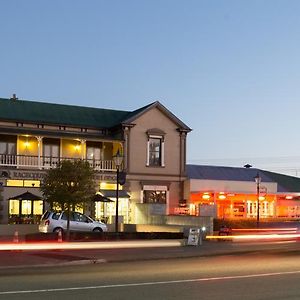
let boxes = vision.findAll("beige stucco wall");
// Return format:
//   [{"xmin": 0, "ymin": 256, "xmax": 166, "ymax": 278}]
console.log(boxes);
[
  {"xmin": 125, "ymin": 107, "xmax": 187, "ymax": 221},
  {"xmin": 188, "ymin": 179, "xmax": 278, "ymax": 195},
  {"xmin": 128, "ymin": 107, "xmax": 182, "ymax": 175}
]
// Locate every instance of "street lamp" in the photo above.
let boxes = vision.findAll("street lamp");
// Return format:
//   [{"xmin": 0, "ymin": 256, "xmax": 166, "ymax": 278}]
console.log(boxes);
[
  {"xmin": 254, "ymin": 172, "xmax": 261, "ymax": 228},
  {"xmin": 113, "ymin": 150, "xmax": 123, "ymax": 233}
]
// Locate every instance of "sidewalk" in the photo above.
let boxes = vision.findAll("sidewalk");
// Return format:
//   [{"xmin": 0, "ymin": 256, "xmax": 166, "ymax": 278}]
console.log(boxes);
[{"xmin": 0, "ymin": 239, "xmax": 299, "ymax": 271}]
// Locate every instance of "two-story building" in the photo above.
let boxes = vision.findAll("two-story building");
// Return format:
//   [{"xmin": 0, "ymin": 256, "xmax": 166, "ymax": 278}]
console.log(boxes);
[{"xmin": 0, "ymin": 95, "xmax": 191, "ymax": 225}]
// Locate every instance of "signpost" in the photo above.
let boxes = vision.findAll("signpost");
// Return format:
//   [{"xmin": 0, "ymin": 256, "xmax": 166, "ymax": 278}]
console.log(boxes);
[{"xmin": 187, "ymin": 228, "xmax": 202, "ymax": 246}]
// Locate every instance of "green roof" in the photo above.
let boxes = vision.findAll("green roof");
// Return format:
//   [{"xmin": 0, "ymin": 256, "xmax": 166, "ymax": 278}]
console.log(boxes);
[
  {"xmin": 0, "ymin": 98, "xmax": 132, "ymax": 129},
  {"xmin": 0, "ymin": 97, "xmax": 191, "ymax": 132}
]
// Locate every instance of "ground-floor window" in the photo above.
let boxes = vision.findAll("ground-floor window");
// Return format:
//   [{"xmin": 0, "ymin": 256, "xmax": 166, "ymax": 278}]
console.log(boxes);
[
  {"xmin": 246, "ymin": 200, "xmax": 274, "ymax": 218},
  {"xmin": 9, "ymin": 200, "xmax": 43, "ymax": 224},
  {"xmin": 143, "ymin": 190, "xmax": 167, "ymax": 204},
  {"xmin": 94, "ymin": 198, "xmax": 130, "ymax": 224}
]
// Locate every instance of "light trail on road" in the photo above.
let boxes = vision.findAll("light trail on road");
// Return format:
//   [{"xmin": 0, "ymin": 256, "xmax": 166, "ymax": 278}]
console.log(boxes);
[{"xmin": 0, "ymin": 240, "xmax": 183, "ymax": 251}]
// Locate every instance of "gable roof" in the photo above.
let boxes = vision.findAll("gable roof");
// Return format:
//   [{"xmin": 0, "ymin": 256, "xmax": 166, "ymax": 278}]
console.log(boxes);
[
  {"xmin": 186, "ymin": 164, "xmax": 300, "ymax": 193},
  {"xmin": 122, "ymin": 101, "xmax": 192, "ymax": 131}
]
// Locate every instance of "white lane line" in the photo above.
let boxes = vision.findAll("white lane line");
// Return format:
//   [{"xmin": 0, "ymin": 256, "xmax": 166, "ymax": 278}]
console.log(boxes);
[{"xmin": 1, "ymin": 270, "xmax": 300, "ymax": 295}]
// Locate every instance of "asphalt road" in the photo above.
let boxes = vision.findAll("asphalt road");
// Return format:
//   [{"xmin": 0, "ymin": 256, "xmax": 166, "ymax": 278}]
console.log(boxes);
[{"xmin": 1, "ymin": 247, "xmax": 300, "ymax": 300}]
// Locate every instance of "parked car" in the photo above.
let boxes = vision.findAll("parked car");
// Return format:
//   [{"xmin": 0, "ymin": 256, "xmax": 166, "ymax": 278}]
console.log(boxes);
[
  {"xmin": 39, "ymin": 211, "xmax": 108, "ymax": 233},
  {"xmin": 218, "ymin": 225, "xmax": 232, "ymax": 236}
]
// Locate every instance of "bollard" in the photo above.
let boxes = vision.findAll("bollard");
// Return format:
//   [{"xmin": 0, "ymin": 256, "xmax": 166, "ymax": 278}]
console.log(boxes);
[
  {"xmin": 57, "ymin": 230, "xmax": 63, "ymax": 243},
  {"xmin": 13, "ymin": 230, "xmax": 19, "ymax": 243}
]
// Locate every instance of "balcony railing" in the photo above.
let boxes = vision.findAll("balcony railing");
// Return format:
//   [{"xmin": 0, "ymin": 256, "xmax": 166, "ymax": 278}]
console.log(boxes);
[{"xmin": 0, "ymin": 154, "xmax": 116, "ymax": 171}]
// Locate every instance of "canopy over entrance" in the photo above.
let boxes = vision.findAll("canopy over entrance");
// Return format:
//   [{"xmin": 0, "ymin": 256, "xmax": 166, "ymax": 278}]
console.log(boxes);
[
  {"xmin": 93, "ymin": 194, "xmax": 114, "ymax": 202},
  {"xmin": 8, "ymin": 191, "xmax": 42, "ymax": 201},
  {"xmin": 99, "ymin": 189, "xmax": 130, "ymax": 199}
]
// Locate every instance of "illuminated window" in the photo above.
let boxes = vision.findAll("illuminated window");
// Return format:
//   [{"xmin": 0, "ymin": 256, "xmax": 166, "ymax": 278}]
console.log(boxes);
[
  {"xmin": 33, "ymin": 201, "xmax": 43, "ymax": 215},
  {"xmin": 21, "ymin": 200, "xmax": 32, "ymax": 215},
  {"xmin": 7, "ymin": 180, "xmax": 23, "ymax": 187},
  {"xmin": 9, "ymin": 200, "xmax": 19, "ymax": 214}
]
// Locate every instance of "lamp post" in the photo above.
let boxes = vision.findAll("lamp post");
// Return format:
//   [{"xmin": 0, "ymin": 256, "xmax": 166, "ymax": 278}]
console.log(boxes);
[
  {"xmin": 113, "ymin": 150, "xmax": 123, "ymax": 233},
  {"xmin": 254, "ymin": 173, "xmax": 261, "ymax": 228}
]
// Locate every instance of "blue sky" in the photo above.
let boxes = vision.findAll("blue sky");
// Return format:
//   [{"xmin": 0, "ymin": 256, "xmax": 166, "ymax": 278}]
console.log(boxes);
[{"xmin": 1, "ymin": 0, "xmax": 300, "ymax": 175}]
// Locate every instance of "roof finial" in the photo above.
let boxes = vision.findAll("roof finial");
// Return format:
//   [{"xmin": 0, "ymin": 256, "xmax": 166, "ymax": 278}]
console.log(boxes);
[
  {"xmin": 10, "ymin": 94, "xmax": 18, "ymax": 100},
  {"xmin": 244, "ymin": 164, "xmax": 252, "ymax": 168}
]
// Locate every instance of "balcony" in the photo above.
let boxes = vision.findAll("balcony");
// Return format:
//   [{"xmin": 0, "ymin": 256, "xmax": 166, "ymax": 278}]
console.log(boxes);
[{"xmin": 0, "ymin": 154, "xmax": 116, "ymax": 172}]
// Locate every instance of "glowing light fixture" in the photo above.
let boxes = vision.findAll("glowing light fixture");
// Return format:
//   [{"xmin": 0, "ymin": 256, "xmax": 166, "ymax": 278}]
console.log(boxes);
[
  {"xmin": 286, "ymin": 196, "xmax": 293, "ymax": 200},
  {"xmin": 218, "ymin": 193, "xmax": 226, "ymax": 200},
  {"xmin": 202, "ymin": 193, "xmax": 210, "ymax": 200},
  {"xmin": 74, "ymin": 144, "xmax": 81, "ymax": 151}
]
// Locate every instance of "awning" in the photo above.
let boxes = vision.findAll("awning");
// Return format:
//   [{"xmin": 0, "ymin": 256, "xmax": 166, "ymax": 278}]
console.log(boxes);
[
  {"xmin": 8, "ymin": 191, "xmax": 42, "ymax": 201},
  {"xmin": 93, "ymin": 194, "xmax": 114, "ymax": 202},
  {"xmin": 99, "ymin": 189, "xmax": 130, "ymax": 199}
]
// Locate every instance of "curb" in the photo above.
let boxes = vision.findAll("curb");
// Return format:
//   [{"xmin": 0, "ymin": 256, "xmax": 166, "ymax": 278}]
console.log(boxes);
[{"xmin": 0, "ymin": 258, "xmax": 107, "ymax": 270}]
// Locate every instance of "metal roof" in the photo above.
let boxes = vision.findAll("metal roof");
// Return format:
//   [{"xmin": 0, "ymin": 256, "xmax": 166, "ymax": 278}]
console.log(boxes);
[
  {"xmin": 0, "ymin": 98, "xmax": 191, "ymax": 131},
  {"xmin": 0, "ymin": 98, "xmax": 131, "ymax": 129},
  {"xmin": 186, "ymin": 164, "xmax": 300, "ymax": 193}
]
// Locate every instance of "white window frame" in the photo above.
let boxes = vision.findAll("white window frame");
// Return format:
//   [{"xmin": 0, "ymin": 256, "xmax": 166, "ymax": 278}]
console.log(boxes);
[{"xmin": 146, "ymin": 135, "xmax": 165, "ymax": 167}]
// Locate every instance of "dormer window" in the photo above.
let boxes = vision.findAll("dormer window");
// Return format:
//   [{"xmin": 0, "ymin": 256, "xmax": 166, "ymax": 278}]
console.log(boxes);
[{"xmin": 146, "ymin": 128, "xmax": 165, "ymax": 167}]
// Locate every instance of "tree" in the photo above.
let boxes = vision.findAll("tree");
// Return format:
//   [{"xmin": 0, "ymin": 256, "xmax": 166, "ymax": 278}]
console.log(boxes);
[{"xmin": 40, "ymin": 160, "xmax": 96, "ymax": 240}]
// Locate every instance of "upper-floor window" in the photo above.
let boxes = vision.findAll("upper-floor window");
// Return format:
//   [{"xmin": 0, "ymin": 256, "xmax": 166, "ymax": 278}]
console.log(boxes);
[
  {"xmin": 149, "ymin": 138, "xmax": 162, "ymax": 166},
  {"xmin": 0, "ymin": 135, "xmax": 16, "ymax": 155},
  {"xmin": 146, "ymin": 129, "xmax": 165, "ymax": 167},
  {"xmin": 43, "ymin": 138, "xmax": 60, "ymax": 158},
  {"xmin": 86, "ymin": 142, "xmax": 102, "ymax": 161}
]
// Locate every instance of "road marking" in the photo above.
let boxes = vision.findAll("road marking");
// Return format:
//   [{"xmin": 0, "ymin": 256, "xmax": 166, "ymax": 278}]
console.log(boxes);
[{"xmin": 2, "ymin": 270, "xmax": 300, "ymax": 295}]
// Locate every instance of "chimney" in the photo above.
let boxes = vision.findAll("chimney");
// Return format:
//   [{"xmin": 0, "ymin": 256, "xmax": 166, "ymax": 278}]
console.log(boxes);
[{"xmin": 10, "ymin": 94, "xmax": 18, "ymax": 100}]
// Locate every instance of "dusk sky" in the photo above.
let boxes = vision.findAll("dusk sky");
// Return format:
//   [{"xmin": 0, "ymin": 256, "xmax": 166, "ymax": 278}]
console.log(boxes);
[{"xmin": 1, "ymin": 0, "xmax": 300, "ymax": 176}]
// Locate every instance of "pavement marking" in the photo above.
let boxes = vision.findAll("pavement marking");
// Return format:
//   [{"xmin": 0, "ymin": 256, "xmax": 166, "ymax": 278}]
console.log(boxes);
[{"xmin": 2, "ymin": 270, "xmax": 300, "ymax": 295}]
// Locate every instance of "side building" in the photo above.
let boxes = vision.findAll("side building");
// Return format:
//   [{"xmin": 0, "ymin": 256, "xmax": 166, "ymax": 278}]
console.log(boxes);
[
  {"xmin": 184, "ymin": 164, "xmax": 300, "ymax": 220},
  {"xmin": 0, "ymin": 96, "xmax": 191, "ymax": 225}
]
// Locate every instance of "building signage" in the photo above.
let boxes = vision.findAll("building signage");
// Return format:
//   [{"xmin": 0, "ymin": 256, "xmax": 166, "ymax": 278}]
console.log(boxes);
[
  {"xmin": 13, "ymin": 171, "xmax": 45, "ymax": 179},
  {"xmin": 143, "ymin": 185, "xmax": 168, "ymax": 191}
]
